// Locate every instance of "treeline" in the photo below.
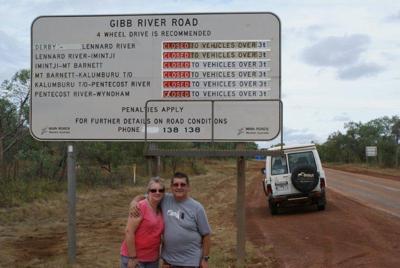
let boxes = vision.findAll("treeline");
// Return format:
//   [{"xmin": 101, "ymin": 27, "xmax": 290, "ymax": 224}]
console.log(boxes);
[{"xmin": 317, "ymin": 116, "xmax": 400, "ymax": 167}]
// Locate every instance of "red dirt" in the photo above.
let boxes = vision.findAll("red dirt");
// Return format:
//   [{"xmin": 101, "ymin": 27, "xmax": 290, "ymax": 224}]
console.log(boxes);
[{"xmin": 246, "ymin": 162, "xmax": 400, "ymax": 267}]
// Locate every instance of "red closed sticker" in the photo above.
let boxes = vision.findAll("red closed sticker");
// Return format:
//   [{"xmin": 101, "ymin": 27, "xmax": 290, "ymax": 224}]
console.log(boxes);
[
  {"xmin": 163, "ymin": 71, "xmax": 190, "ymax": 79},
  {"xmin": 163, "ymin": 81, "xmax": 191, "ymax": 88},
  {"xmin": 163, "ymin": 52, "xmax": 191, "ymax": 59},
  {"xmin": 163, "ymin": 61, "xmax": 191, "ymax": 68},
  {"xmin": 163, "ymin": 90, "xmax": 191, "ymax": 97}
]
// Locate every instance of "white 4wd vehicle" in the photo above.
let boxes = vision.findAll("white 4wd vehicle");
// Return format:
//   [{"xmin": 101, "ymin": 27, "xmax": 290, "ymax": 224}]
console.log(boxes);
[{"xmin": 261, "ymin": 144, "xmax": 327, "ymax": 215}]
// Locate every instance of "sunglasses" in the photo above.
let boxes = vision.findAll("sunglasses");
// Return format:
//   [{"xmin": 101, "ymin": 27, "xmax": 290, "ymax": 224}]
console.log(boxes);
[
  {"xmin": 172, "ymin": 183, "xmax": 187, "ymax": 187},
  {"xmin": 149, "ymin": 188, "xmax": 165, "ymax": 193}
]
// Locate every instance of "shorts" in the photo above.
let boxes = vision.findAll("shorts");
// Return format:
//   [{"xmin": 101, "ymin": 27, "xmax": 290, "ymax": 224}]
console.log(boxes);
[
  {"xmin": 120, "ymin": 255, "xmax": 159, "ymax": 268},
  {"xmin": 162, "ymin": 259, "xmax": 199, "ymax": 268}
]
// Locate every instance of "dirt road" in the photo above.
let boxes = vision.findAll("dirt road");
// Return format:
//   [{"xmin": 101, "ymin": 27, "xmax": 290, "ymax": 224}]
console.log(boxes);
[
  {"xmin": 246, "ymin": 163, "xmax": 400, "ymax": 267},
  {"xmin": 325, "ymin": 168, "xmax": 400, "ymax": 218}
]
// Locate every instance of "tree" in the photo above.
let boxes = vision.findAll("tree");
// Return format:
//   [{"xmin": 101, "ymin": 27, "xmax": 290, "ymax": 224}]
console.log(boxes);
[
  {"xmin": 0, "ymin": 70, "xmax": 30, "ymax": 177},
  {"xmin": 392, "ymin": 117, "xmax": 400, "ymax": 167},
  {"xmin": 319, "ymin": 115, "xmax": 400, "ymax": 167}
]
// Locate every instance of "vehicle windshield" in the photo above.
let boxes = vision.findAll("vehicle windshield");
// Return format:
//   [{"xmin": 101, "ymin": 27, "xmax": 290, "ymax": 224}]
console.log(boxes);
[
  {"xmin": 271, "ymin": 155, "xmax": 288, "ymax": 175},
  {"xmin": 288, "ymin": 151, "xmax": 317, "ymax": 172}
]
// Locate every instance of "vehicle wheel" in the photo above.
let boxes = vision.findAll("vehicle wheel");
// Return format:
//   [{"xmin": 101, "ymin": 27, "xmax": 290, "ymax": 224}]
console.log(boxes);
[
  {"xmin": 291, "ymin": 165, "xmax": 319, "ymax": 194},
  {"xmin": 262, "ymin": 180, "xmax": 268, "ymax": 196},
  {"xmin": 317, "ymin": 193, "xmax": 327, "ymax": 211},
  {"xmin": 269, "ymin": 202, "xmax": 278, "ymax": 215}
]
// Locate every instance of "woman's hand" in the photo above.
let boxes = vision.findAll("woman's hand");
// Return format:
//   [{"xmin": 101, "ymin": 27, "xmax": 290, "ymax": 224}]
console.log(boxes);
[
  {"xmin": 129, "ymin": 200, "xmax": 141, "ymax": 218},
  {"xmin": 200, "ymin": 259, "xmax": 209, "ymax": 268},
  {"xmin": 127, "ymin": 258, "xmax": 138, "ymax": 268}
]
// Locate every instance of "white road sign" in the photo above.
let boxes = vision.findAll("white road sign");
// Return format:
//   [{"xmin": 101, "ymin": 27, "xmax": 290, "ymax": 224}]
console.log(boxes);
[
  {"xmin": 365, "ymin": 146, "xmax": 377, "ymax": 157},
  {"xmin": 31, "ymin": 13, "xmax": 281, "ymax": 141}
]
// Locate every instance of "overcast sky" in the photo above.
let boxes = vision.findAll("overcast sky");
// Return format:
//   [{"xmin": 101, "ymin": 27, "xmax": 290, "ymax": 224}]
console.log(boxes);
[{"xmin": 0, "ymin": 0, "xmax": 399, "ymax": 147}]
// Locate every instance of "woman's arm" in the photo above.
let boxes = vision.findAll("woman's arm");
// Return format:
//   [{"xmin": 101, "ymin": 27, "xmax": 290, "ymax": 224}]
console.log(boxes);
[{"xmin": 124, "ymin": 210, "xmax": 142, "ymax": 267}]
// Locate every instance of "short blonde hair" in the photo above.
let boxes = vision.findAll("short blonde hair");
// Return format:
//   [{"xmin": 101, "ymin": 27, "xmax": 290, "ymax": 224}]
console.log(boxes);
[{"xmin": 147, "ymin": 177, "xmax": 165, "ymax": 192}]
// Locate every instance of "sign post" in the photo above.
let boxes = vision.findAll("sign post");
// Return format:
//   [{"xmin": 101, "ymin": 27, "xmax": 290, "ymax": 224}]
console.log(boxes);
[
  {"xmin": 365, "ymin": 146, "xmax": 378, "ymax": 165},
  {"xmin": 236, "ymin": 143, "xmax": 246, "ymax": 267},
  {"xmin": 67, "ymin": 145, "xmax": 76, "ymax": 264}
]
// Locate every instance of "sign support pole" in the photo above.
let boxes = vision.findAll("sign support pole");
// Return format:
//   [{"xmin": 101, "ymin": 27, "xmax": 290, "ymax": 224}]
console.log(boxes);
[
  {"xmin": 151, "ymin": 156, "xmax": 159, "ymax": 177},
  {"xmin": 157, "ymin": 156, "xmax": 161, "ymax": 176},
  {"xmin": 395, "ymin": 132, "xmax": 399, "ymax": 168},
  {"xmin": 148, "ymin": 143, "xmax": 160, "ymax": 177},
  {"xmin": 67, "ymin": 144, "xmax": 76, "ymax": 264},
  {"xmin": 236, "ymin": 142, "xmax": 246, "ymax": 267}
]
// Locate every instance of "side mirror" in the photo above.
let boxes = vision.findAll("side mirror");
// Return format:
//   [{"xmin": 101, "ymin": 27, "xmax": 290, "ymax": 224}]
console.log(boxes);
[{"xmin": 261, "ymin": 168, "xmax": 266, "ymax": 175}]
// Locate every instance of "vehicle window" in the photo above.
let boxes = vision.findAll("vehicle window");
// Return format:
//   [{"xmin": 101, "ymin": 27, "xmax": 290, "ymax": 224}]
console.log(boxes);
[
  {"xmin": 288, "ymin": 151, "xmax": 317, "ymax": 172},
  {"xmin": 271, "ymin": 155, "xmax": 288, "ymax": 175}
]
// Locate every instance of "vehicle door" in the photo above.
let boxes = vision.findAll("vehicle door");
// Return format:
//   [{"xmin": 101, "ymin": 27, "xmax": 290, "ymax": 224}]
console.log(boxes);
[
  {"xmin": 287, "ymin": 151, "xmax": 320, "ymax": 192},
  {"xmin": 270, "ymin": 154, "xmax": 291, "ymax": 195}
]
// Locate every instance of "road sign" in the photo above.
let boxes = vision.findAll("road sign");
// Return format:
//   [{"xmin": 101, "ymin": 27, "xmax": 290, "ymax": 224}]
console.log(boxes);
[
  {"xmin": 365, "ymin": 146, "xmax": 377, "ymax": 157},
  {"xmin": 31, "ymin": 13, "xmax": 281, "ymax": 141}
]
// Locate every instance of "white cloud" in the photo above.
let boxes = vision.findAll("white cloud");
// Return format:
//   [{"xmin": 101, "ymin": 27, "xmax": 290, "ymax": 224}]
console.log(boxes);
[
  {"xmin": 333, "ymin": 113, "xmax": 351, "ymax": 122},
  {"xmin": 300, "ymin": 34, "xmax": 388, "ymax": 80},
  {"xmin": 301, "ymin": 34, "xmax": 370, "ymax": 67},
  {"xmin": 0, "ymin": 31, "xmax": 29, "ymax": 81},
  {"xmin": 337, "ymin": 62, "xmax": 384, "ymax": 80},
  {"xmin": 258, "ymin": 127, "xmax": 319, "ymax": 148},
  {"xmin": 385, "ymin": 10, "xmax": 400, "ymax": 22},
  {"xmin": 283, "ymin": 128, "xmax": 318, "ymax": 144}
]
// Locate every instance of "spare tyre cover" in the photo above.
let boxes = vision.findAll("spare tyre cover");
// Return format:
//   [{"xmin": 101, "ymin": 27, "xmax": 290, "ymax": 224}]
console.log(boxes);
[{"xmin": 291, "ymin": 165, "xmax": 319, "ymax": 193}]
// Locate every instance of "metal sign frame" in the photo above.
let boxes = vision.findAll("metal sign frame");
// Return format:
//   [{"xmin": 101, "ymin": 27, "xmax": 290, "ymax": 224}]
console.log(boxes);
[{"xmin": 30, "ymin": 12, "xmax": 281, "ymax": 142}]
